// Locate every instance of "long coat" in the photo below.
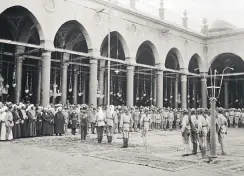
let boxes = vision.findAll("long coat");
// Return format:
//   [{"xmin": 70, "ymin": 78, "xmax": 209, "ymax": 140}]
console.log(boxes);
[
  {"xmin": 42, "ymin": 112, "xmax": 52, "ymax": 136},
  {"xmin": 19, "ymin": 109, "xmax": 28, "ymax": 138},
  {"xmin": 70, "ymin": 112, "xmax": 78, "ymax": 129},
  {"xmin": 12, "ymin": 110, "xmax": 21, "ymax": 139},
  {"xmin": 26, "ymin": 110, "xmax": 36, "ymax": 137},
  {"xmin": 54, "ymin": 111, "xmax": 65, "ymax": 134}
]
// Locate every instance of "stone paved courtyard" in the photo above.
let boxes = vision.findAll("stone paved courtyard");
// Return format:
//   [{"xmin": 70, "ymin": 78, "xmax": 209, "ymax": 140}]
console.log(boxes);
[{"xmin": 1, "ymin": 128, "xmax": 244, "ymax": 176}]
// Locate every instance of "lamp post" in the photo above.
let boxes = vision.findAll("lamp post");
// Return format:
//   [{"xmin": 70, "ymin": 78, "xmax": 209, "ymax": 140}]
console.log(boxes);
[
  {"xmin": 207, "ymin": 67, "xmax": 233, "ymax": 158},
  {"xmin": 107, "ymin": 0, "xmax": 112, "ymax": 106}
]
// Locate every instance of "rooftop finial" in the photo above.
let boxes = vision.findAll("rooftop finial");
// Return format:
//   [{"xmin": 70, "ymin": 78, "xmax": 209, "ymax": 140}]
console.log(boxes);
[
  {"xmin": 160, "ymin": 0, "xmax": 164, "ymax": 8},
  {"xmin": 203, "ymin": 18, "xmax": 208, "ymax": 25},
  {"xmin": 183, "ymin": 9, "xmax": 187, "ymax": 18}
]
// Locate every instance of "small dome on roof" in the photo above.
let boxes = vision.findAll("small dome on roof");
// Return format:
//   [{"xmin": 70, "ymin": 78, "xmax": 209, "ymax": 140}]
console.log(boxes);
[{"xmin": 209, "ymin": 20, "xmax": 237, "ymax": 33}]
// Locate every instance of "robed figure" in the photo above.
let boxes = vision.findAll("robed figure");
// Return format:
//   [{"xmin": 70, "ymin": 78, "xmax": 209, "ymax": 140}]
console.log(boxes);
[
  {"xmin": 12, "ymin": 105, "xmax": 21, "ymax": 139},
  {"xmin": 54, "ymin": 107, "xmax": 65, "ymax": 136},
  {"xmin": 42, "ymin": 108, "xmax": 52, "ymax": 136},
  {"xmin": 19, "ymin": 105, "xmax": 28, "ymax": 138},
  {"xmin": 26, "ymin": 105, "xmax": 37, "ymax": 137},
  {"xmin": 36, "ymin": 107, "xmax": 43, "ymax": 136},
  {"xmin": 48, "ymin": 110, "xmax": 55, "ymax": 136},
  {"xmin": 70, "ymin": 109, "xmax": 78, "ymax": 135}
]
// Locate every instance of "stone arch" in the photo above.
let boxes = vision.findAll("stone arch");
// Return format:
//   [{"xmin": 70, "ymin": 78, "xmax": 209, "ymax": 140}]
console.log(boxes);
[
  {"xmin": 165, "ymin": 48, "xmax": 184, "ymax": 70},
  {"xmin": 100, "ymin": 31, "xmax": 130, "ymax": 60},
  {"xmin": 209, "ymin": 53, "xmax": 244, "ymax": 73},
  {"xmin": 0, "ymin": 5, "xmax": 44, "ymax": 42},
  {"xmin": 136, "ymin": 40, "xmax": 160, "ymax": 66},
  {"xmin": 188, "ymin": 53, "xmax": 204, "ymax": 73}
]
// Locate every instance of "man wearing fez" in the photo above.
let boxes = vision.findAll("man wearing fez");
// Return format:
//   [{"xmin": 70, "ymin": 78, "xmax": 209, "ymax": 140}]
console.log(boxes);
[
  {"xmin": 181, "ymin": 109, "xmax": 191, "ymax": 156},
  {"xmin": 105, "ymin": 105, "xmax": 115, "ymax": 143}
]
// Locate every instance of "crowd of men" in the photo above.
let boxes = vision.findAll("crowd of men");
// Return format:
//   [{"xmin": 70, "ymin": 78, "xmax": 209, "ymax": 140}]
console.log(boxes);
[{"xmin": 0, "ymin": 101, "xmax": 242, "ymax": 156}]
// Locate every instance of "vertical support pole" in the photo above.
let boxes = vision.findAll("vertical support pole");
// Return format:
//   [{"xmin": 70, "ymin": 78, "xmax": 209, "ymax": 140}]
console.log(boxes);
[
  {"xmin": 15, "ymin": 57, "xmax": 23, "ymax": 103},
  {"xmin": 126, "ymin": 65, "xmax": 134, "ymax": 108},
  {"xmin": 156, "ymin": 70, "xmax": 163, "ymax": 108},
  {"xmin": 181, "ymin": 75, "xmax": 187, "ymax": 109},
  {"xmin": 41, "ymin": 51, "xmax": 51, "ymax": 107},
  {"xmin": 89, "ymin": 59, "xmax": 98, "ymax": 107}
]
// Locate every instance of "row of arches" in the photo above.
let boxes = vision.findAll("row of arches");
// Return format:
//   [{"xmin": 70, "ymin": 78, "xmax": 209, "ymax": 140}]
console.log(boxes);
[{"xmin": 0, "ymin": 6, "xmax": 244, "ymax": 108}]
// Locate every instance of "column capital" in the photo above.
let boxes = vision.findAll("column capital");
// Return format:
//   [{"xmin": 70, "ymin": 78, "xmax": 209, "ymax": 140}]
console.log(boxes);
[
  {"xmin": 125, "ymin": 58, "xmax": 136, "ymax": 65},
  {"xmin": 42, "ymin": 50, "xmax": 52, "ymax": 57},
  {"xmin": 99, "ymin": 67, "xmax": 105, "ymax": 72},
  {"xmin": 127, "ymin": 65, "xmax": 134, "ymax": 70},
  {"xmin": 88, "ymin": 48, "xmax": 100, "ymax": 57},
  {"xmin": 181, "ymin": 74, "xmax": 187, "ymax": 82},
  {"xmin": 156, "ymin": 70, "xmax": 163, "ymax": 75},
  {"xmin": 16, "ymin": 56, "xmax": 24, "ymax": 63},
  {"xmin": 90, "ymin": 59, "xmax": 98, "ymax": 64},
  {"xmin": 61, "ymin": 62, "xmax": 68, "ymax": 69}
]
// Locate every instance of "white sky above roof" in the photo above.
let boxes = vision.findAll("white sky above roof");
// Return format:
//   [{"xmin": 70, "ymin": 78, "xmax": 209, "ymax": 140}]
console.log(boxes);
[{"xmin": 115, "ymin": 0, "xmax": 244, "ymax": 31}]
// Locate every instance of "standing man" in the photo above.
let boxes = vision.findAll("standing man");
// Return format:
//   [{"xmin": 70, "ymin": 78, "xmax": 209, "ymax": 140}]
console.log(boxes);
[
  {"xmin": 70, "ymin": 107, "xmax": 78, "ymax": 135},
  {"xmin": 168, "ymin": 109, "xmax": 174, "ymax": 131},
  {"xmin": 80, "ymin": 107, "xmax": 88, "ymax": 141},
  {"xmin": 189, "ymin": 109, "xmax": 198, "ymax": 155},
  {"xmin": 90, "ymin": 108, "xmax": 97, "ymax": 134},
  {"xmin": 181, "ymin": 109, "xmax": 191, "ymax": 156},
  {"xmin": 96, "ymin": 107, "xmax": 106, "ymax": 143},
  {"xmin": 120, "ymin": 107, "xmax": 133, "ymax": 148},
  {"xmin": 54, "ymin": 107, "xmax": 65, "ymax": 136},
  {"xmin": 217, "ymin": 108, "xmax": 228, "ymax": 155},
  {"xmin": 133, "ymin": 107, "xmax": 140, "ymax": 132},
  {"xmin": 106, "ymin": 105, "xmax": 115, "ymax": 143},
  {"xmin": 229, "ymin": 108, "xmax": 235, "ymax": 128},
  {"xmin": 197, "ymin": 108, "xmax": 208, "ymax": 158},
  {"xmin": 234, "ymin": 109, "xmax": 241, "ymax": 128}
]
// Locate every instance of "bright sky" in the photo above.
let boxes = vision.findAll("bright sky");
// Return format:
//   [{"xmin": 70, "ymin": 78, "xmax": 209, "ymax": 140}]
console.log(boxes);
[{"xmin": 116, "ymin": 0, "xmax": 244, "ymax": 31}]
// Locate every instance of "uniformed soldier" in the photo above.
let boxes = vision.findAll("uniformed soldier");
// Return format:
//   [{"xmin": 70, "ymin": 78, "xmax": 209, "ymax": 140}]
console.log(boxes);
[
  {"xmin": 181, "ymin": 109, "xmax": 191, "ymax": 156},
  {"xmin": 120, "ymin": 107, "xmax": 133, "ymax": 148},
  {"xmin": 234, "ymin": 109, "xmax": 241, "ymax": 128},
  {"xmin": 217, "ymin": 108, "xmax": 228, "ymax": 155},
  {"xmin": 229, "ymin": 108, "xmax": 235, "ymax": 127},
  {"xmin": 163, "ymin": 108, "xmax": 169, "ymax": 130},
  {"xmin": 189, "ymin": 108, "xmax": 198, "ymax": 155},
  {"xmin": 205, "ymin": 109, "xmax": 211, "ymax": 151},
  {"xmin": 155, "ymin": 109, "xmax": 161, "ymax": 130},
  {"xmin": 241, "ymin": 109, "xmax": 244, "ymax": 128},
  {"xmin": 168, "ymin": 109, "xmax": 174, "ymax": 131},
  {"xmin": 140, "ymin": 108, "xmax": 151, "ymax": 146},
  {"xmin": 70, "ymin": 107, "xmax": 78, "ymax": 135},
  {"xmin": 197, "ymin": 108, "xmax": 208, "ymax": 158},
  {"xmin": 96, "ymin": 107, "xmax": 106, "ymax": 143},
  {"xmin": 175, "ymin": 110, "xmax": 181, "ymax": 130},
  {"xmin": 106, "ymin": 105, "xmax": 115, "ymax": 143},
  {"xmin": 79, "ymin": 107, "xmax": 88, "ymax": 141},
  {"xmin": 133, "ymin": 107, "xmax": 140, "ymax": 132}
]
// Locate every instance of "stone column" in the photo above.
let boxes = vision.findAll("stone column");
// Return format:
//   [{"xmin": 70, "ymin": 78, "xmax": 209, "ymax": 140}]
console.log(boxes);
[
  {"xmin": 52, "ymin": 70, "xmax": 57, "ymax": 104},
  {"xmin": 153, "ymin": 75, "xmax": 157, "ymax": 106},
  {"xmin": 201, "ymin": 77, "xmax": 208, "ymax": 108},
  {"xmin": 174, "ymin": 75, "xmax": 179, "ymax": 109},
  {"xmin": 15, "ymin": 57, "xmax": 23, "ymax": 103},
  {"xmin": 156, "ymin": 71, "xmax": 163, "ymax": 108},
  {"xmin": 104, "ymin": 78, "xmax": 108, "ymax": 105},
  {"xmin": 61, "ymin": 63, "xmax": 68, "ymax": 105},
  {"xmin": 41, "ymin": 51, "xmax": 51, "ymax": 107},
  {"xmin": 126, "ymin": 65, "xmax": 134, "ymax": 108},
  {"xmin": 73, "ymin": 70, "xmax": 78, "ymax": 105},
  {"xmin": 36, "ymin": 61, "xmax": 42, "ymax": 105},
  {"xmin": 98, "ymin": 68, "xmax": 105, "ymax": 106},
  {"xmin": 89, "ymin": 59, "xmax": 98, "ymax": 107},
  {"xmin": 224, "ymin": 80, "xmax": 229, "ymax": 109},
  {"xmin": 181, "ymin": 75, "xmax": 187, "ymax": 109},
  {"xmin": 82, "ymin": 79, "xmax": 86, "ymax": 104}
]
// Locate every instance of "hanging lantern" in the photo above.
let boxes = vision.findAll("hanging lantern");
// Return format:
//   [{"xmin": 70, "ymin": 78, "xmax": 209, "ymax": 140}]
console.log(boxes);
[
  {"xmin": 136, "ymin": 97, "xmax": 139, "ymax": 101},
  {"xmin": 5, "ymin": 84, "xmax": 9, "ymax": 89},
  {"xmin": 170, "ymin": 95, "xmax": 173, "ymax": 99},
  {"xmin": 164, "ymin": 98, "xmax": 168, "ymax": 101},
  {"xmin": 68, "ymin": 74, "xmax": 72, "ymax": 92},
  {"xmin": 110, "ymin": 92, "xmax": 113, "ymax": 95},
  {"xmin": 187, "ymin": 95, "xmax": 190, "ymax": 98},
  {"xmin": 235, "ymin": 99, "xmax": 239, "ymax": 103},
  {"xmin": 192, "ymin": 98, "xmax": 195, "ymax": 101},
  {"xmin": 29, "ymin": 93, "xmax": 33, "ymax": 97},
  {"xmin": 114, "ymin": 70, "xmax": 119, "ymax": 74},
  {"xmin": 78, "ymin": 92, "xmax": 83, "ymax": 97},
  {"xmin": 12, "ymin": 68, "xmax": 16, "ymax": 87},
  {"xmin": 25, "ymin": 73, "xmax": 29, "ymax": 94}
]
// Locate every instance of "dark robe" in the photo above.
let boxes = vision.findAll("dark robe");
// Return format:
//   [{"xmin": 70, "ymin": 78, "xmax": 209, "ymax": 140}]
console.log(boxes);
[
  {"xmin": 12, "ymin": 110, "xmax": 21, "ymax": 139},
  {"xmin": 36, "ymin": 112, "xmax": 43, "ymax": 136},
  {"xmin": 42, "ymin": 112, "xmax": 51, "ymax": 136},
  {"xmin": 70, "ymin": 112, "xmax": 78, "ymax": 129},
  {"xmin": 26, "ymin": 110, "xmax": 36, "ymax": 137},
  {"xmin": 54, "ymin": 111, "xmax": 65, "ymax": 135},
  {"xmin": 19, "ymin": 109, "xmax": 28, "ymax": 138},
  {"xmin": 48, "ymin": 112, "xmax": 54, "ymax": 136}
]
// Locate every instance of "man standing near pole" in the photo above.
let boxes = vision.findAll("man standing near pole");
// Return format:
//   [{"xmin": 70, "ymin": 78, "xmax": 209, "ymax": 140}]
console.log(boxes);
[{"xmin": 216, "ymin": 108, "xmax": 228, "ymax": 155}]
